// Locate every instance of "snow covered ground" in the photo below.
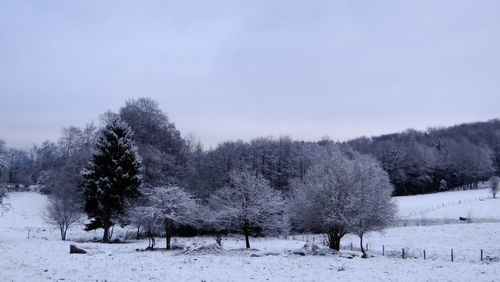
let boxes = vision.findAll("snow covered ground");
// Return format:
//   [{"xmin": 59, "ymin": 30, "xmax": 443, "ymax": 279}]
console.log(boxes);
[
  {"xmin": 0, "ymin": 191, "xmax": 499, "ymax": 281},
  {"xmin": 395, "ymin": 188, "xmax": 498, "ymax": 220}
]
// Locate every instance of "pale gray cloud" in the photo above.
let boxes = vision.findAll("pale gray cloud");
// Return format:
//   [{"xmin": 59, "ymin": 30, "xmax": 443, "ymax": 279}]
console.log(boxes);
[{"xmin": 1, "ymin": 0, "xmax": 499, "ymax": 148}]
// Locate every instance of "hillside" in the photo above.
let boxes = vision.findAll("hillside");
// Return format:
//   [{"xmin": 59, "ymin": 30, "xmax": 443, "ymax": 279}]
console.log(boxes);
[{"xmin": 0, "ymin": 191, "xmax": 498, "ymax": 281}]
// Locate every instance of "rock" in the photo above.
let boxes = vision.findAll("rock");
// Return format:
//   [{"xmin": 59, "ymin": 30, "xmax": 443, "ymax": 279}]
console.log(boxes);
[
  {"xmin": 301, "ymin": 242, "xmax": 321, "ymax": 255},
  {"xmin": 69, "ymin": 244, "xmax": 87, "ymax": 254},
  {"xmin": 339, "ymin": 253, "xmax": 355, "ymax": 259},
  {"xmin": 293, "ymin": 250, "xmax": 306, "ymax": 256},
  {"xmin": 171, "ymin": 243, "xmax": 185, "ymax": 250},
  {"xmin": 318, "ymin": 248, "xmax": 334, "ymax": 256}
]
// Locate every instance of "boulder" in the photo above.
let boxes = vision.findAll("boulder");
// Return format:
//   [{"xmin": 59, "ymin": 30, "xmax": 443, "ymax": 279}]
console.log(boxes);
[{"xmin": 69, "ymin": 244, "xmax": 87, "ymax": 254}]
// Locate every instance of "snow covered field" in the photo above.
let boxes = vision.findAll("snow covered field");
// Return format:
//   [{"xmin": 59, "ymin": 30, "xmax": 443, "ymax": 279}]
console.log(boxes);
[
  {"xmin": 0, "ymin": 191, "xmax": 499, "ymax": 281},
  {"xmin": 395, "ymin": 187, "xmax": 498, "ymax": 220}
]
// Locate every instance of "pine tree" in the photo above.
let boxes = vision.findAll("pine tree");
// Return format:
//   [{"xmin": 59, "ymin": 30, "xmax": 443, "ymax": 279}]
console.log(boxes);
[{"xmin": 83, "ymin": 117, "xmax": 142, "ymax": 242}]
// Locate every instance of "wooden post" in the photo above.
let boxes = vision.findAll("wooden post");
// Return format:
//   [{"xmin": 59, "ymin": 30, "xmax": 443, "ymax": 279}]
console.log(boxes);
[
  {"xmin": 382, "ymin": 245, "xmax": 385, "ymax": 256},
  {"xmin": 366, "ymin": 243, "xmax": 368, "ymax": 251},
  {"xmin": 350, "ymin": 242, "xmax": 353, "ymax": 250},
  {"xmin": 451, "ymin": 248, "xmax": 454, "ymax": 262},
  {"xmin": 423, "ymin": 250, "xmax": 426, "ymax": 260},
  {"xmin": 481, "ymin": 249, "xmax": 483, "ymax": 261},
  {"xmin": 27, "ymin": 229, "xmax": 30, "ymax": 239},
  {"xmin": 313, "ymin": 237, "xmax": 315, "ymax": 243},
  {"xmin": 402, "ymin": 248, "xmax": 405, "ymax": 259}
]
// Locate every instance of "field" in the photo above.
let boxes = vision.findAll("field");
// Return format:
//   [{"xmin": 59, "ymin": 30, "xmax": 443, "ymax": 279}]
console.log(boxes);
[{"xmin": 0, "ymin": 189, "xmax": 499, "ymax": 281}]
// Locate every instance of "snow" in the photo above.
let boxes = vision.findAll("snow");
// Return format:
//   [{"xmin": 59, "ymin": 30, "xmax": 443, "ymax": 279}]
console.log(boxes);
[
  {"xmin": 395, "ymin": 188, "xmax": 498, "ymax": 220},
  {"xmin": 0, "ymin": 191, "xmax": 499, "ymax": 281}
]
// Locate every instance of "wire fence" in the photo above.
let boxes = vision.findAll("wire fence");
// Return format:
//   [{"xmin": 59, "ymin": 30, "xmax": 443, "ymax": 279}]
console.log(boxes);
[{"xmin": 283, "ymin": 234, "xmax": 497, "ymax": 263}]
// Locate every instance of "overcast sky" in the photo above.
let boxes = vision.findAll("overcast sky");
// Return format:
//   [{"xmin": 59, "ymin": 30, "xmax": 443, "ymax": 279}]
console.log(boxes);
[{"xmin": 1, "ymin": 0, "xmax": 500, "ymax": 149}]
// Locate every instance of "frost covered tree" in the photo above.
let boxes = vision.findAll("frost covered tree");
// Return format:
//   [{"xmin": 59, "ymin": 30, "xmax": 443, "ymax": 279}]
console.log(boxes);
[
  {"xmin": 130, "ymin": 205, "xmax": 161, "ymax": 248},
  {"xmin": 290, "ymin": 150, "xmax": 353, "ymax": 251},
  {"xmin": 83, "ymin": 117, "xmax": 142, "ymax": 242},
  {"xmin": 348, "ymin": 155, "xmax": 396, "ymax": 258},
  {"xmin": 209, "ymin": 169, "xmax": 288, "ymax": 249},
  {"xmin": 46, "ymin": 196, "xmax": 81, "ymax": 240},
  {"xmin": 489, "ymin": 176, "xmax": 499, "ymax": 198},
  {"xmin": 290, "ymin": 147, "xmax": 395, "ymax": 251},
  {"xmin": 132, "ymin": 185, "xmax": 200, "ymax": 249}
]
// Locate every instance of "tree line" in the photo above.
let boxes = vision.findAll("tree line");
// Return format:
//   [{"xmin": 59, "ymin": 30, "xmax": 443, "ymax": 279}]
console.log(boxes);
[
  {"xmin": 348, "ymin": 121, "xmax": 500, "ymax": 195},
  {"xmin": 78, "ymin": 115, "xmax": 394, "ymax": 257},
  {"xmin": 1, "ymin": 98, "xmax": 498, "ymax": 198},
  {"xmin": 0, "ymin": 97, "xmax": 498, "ymax": 252}
]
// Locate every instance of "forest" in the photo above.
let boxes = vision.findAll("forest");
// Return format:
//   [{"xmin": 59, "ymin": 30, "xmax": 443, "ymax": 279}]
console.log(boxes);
[
  {"xmin": 0, "ymin": 97, "xmax": 499, "ymax": 257},
  {"xmin": 1, "ymin": 98, "xmax": 498, "ymax": 198}
]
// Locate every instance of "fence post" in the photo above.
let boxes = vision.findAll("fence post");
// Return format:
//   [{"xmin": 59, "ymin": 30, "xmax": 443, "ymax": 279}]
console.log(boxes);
[
  {"xmin": 423, "ymin": 250, "xmax": 426, "ymax": 260},
  {"xmin": 481, "ymin": 249, "xmax": 483, "ymax": 261},
  {"xmin": 402, "ymin": 248, "xmax": 405, "ymax": 259},
  {"xmin": 382, "ymin": 245, "xmax": 385, "ymax": 256},
  {"xmin": 313, "ymin": 237, "xmax": 315, "ymax": 243},
  {"xmin": 350, "ymin": 242, "xmax": 353, "ymax": 250},
  {"xmin": 366, "ymin": 243, "xmax": 368, "ymax": 252},
  {"xmin": 451, "ymin": 248, "xmax": 454, "ymax": 262}
]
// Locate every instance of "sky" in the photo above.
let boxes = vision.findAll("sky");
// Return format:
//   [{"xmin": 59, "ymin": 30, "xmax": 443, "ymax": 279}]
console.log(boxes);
[{"xmin": 1, "ymin": 0, "xmax": 500, "ymax": 149}]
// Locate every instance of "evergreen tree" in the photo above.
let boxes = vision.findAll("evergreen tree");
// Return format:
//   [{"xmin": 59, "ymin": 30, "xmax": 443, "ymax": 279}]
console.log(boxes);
[{"xmin": 83, "ymin": 117, "xmax": 142, "ymax": 242}]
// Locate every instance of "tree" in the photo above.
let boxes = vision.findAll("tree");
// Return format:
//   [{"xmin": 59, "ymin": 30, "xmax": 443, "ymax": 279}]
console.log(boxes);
[
  {"xmin": 348, "ymin": 155, "xmax": 396, "ymax": 258},
  {"xmin": 289, "ymin": 146, "xmax": 394, "ymax": 251},
  {"xmin": 130, "ymin": 205, "xmax": 161, "ymax": 249},
  {"xmin": 209, "ymin": 169, "xmax": 288, "ymax": 249},
  {"xmin": 46, "ymin": 196, "xmax": 81, "ymax": 240},
  {"xmin": 119, "ymin": 97, "xmax": 187, "ymax": 186},
  {"xmin": 290, "ymin": 151, "xmax": 353, "ymax": 251},
  {"xmin": 489, "ymin": 176, "xmax": 499, "ymax": 198},
  {"xmin": 0, "ymin": 185, "xmax": 8, "ymax": 214},
  {"xmin": 82, "ymin": 117, "xmax": 142, "ymax": 243},
  {"xmin": 5, "ymin": 149, "xmax": 33, "ymax": 185},
  {"xmin": 0, "ymin": 138, "xmax": 7, "ymax": 183},
  {"xmin": 143, "ymin": 185, "xmax": 200, "ymax": 249}
]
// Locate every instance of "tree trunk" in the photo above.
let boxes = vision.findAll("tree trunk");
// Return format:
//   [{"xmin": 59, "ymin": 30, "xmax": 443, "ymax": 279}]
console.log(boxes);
[
  {"xmin": 103, "ymin": 226, "xmax": 110, "ymax": 243},
  {"xmin": 359, "ymin": 234, "xmax": 367, "ymax": 258},
  {"xmin": 60, "ymin": 227, "xmax": 66, "ymax": 241},
  {"xmin": 214, "ymin": 233, "xmax": 222, "ymax": 247},
  {"xmin": 327, "ymin": 232, "xmax": 342, "ymax": 251},
  {"xmin": 245, "ymin": 233, "xmax": 250, "ymax": 249},
  {"xmin": 166, "ymin": 235, "xmax": 171, "ymax": 250},
  {"xmin": 62, "ymin": 229, "xmax": 67, "ymax": 241}
]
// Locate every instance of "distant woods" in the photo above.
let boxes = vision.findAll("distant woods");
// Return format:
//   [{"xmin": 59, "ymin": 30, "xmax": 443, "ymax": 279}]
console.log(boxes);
[
  {"xmin": 0, "ymin": 97, "xmax": 499, "ymax": 198},
  {"xmin": 348, "ymin": 122, "xmax": 500, "ymax": 195}
]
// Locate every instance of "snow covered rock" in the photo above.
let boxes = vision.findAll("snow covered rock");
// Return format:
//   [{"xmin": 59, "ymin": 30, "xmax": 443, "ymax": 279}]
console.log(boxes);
[
  {"xmin": 181, "ymin": 243, "xmax": 222, "ymax": 255},
  {"xmin": 291, "ymin": 243, "xmax": 323, "ymax": 256}
]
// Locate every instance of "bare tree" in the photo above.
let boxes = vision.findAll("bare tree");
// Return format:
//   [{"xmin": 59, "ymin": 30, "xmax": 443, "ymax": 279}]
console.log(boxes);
[
  {"xmin": 119, "ymin": 98, "xmax": 188, "ymax": 186},
  {"xmin": 209, "ymin": 169, "xmax": 288, "ymax": 249},
  {"xmin": 46, "ymin": 197, "xmax": 81, "ymax": 240}
]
